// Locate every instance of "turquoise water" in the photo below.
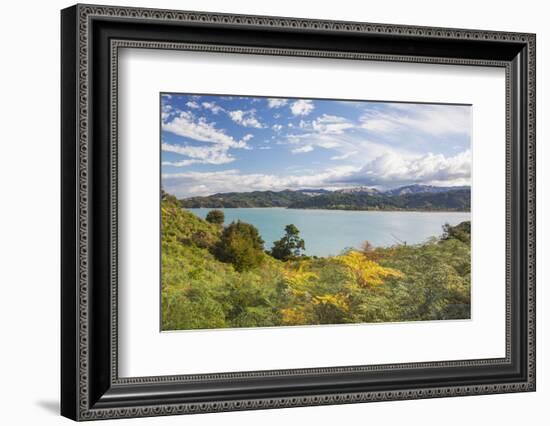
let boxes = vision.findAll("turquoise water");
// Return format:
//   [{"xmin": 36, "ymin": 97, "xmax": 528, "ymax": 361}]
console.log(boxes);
[{"xmin": 189, "ymin": 208, "xmax": 471, "ymax": 257}]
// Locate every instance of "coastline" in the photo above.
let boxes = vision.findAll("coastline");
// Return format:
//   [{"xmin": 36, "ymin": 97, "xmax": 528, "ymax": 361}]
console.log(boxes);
[{"xmin": 185, "ymin": 206, "xmax": 471, "ymax": 213}]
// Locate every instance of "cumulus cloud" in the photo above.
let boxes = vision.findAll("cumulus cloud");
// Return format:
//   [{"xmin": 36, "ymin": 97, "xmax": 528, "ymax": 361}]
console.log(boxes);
[
  {"xmin": 341, "ymin": 149, "xmax": 471, "ymax": 187},
  {"xmin": 162, "ymin": 166, "xmax": 358, "ymax": 197},
  {"xmin": 161, "ymin": 110, "xmax": 254, "ymax": 167},
  {"xmin": 162, "ymin": 111, "xmax": 250, "ymax": 149},
  {"xmin": 267, "ymin": 98, "xmax": 288, "ymax": 108},
  {"xmin": 290, "ymin": 99, "xmax": 315, "ymax": 116},
  {"xmin": 201, "ymin": 101, "xmax": 224, "ymax": 114},
  {"xmin": 228, "ymin": 109, "xmax": 264, "ymax": 128},
  {"xmin": 161, "ymin": 95, "xmax": 471, "ymax": 196},
  {"xmin": 162, "ymin": 148, "xmax": 470, "ymax": 196}
]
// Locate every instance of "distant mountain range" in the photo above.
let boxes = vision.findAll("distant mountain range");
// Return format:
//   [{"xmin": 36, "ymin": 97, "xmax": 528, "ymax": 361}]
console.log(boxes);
[
  {"xmin": 384, "ymin": 184, "xmax": 470, "ymax": 196},
  {"xmin": 179, "ymin": 185, "xmax": 471, "ymax": 211}
]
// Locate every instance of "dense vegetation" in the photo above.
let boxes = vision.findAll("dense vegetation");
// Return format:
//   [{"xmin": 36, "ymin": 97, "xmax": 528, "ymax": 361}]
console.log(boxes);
[
  {"xmin": 287, "ymin": 189, "xmax": 470, "ymax": 211},
  {"xmin": 161, "ymin": 193, "xmax": 471, "ymax": 330},
  {"xmin": 180, "ymin": 189, "xmax": 312, "ymax": 208},
  {"xmin": 179, "ymin": 187, "xmax": 471, "ymax": 211}
]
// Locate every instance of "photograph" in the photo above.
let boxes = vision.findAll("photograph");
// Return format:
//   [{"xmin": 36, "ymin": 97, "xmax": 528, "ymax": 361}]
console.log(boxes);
[
  {"xmin": 56, "ymin": 3, "xmax": 536, "ymax": 421},
  {"xmin": 160, "ymin": 93, "xmax": 472, "ymax": 331}
]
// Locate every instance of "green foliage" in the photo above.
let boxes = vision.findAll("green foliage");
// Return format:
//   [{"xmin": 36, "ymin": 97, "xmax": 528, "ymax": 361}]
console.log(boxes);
[
  {"xmin": 179, "ymin": 188, "xmax": 470, "ymax": 211},
  {"xmin": 442, "ymin": 221, "xmax": 471, "ymax": 244},
  {"xmin": 270, "ymin": 224, "xmax": 306, "ymax": 261},
  {"xmin": 205, "ymin": 209, "xmax": 225, "ymax": 225},
  {"xmin": 372, "ymin": 236, "xmax": 471, "ymax": 321},
  {"xmin": 161, "ymin": 193, "xmax": 471, "ymax": 331},
  {"xmin": 213, "ymin": 221, "xmax": 265, "ymax": 272},
  {"xmin": 180, "ymin": 190, "xmax": 312, "ymax": 208},
  {"xmin": 287, "ymin": 190, "xmax": 470, "ymax": 211}
]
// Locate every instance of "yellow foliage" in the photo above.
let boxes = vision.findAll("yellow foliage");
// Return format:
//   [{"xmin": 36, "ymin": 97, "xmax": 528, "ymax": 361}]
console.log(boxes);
[
  {"xmin": 281, "ymin": 263, "xmax": 319, "ymax": 296},
  {"xmin": 336, "ymin": 251, "xmax": 403, "ymax": 288},
  {"xmin": 281, "ymin": 308, "xmax": 307, "ymax": 325},
  {"xmin": 312, "ymin": 293, "xmax": 349, "ymax": 311}
]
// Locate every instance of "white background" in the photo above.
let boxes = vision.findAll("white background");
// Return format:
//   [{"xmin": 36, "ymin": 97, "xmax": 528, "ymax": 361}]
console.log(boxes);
[
  {"xmin": 0, "ymin": 0, "xmax": 547, "ymax": 425},
  {"xmin": 119, "ymin": 50, "xmax": 505, "ymax": 377}
]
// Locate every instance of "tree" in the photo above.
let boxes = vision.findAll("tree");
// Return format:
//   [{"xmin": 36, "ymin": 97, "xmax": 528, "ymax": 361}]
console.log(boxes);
[
  {"xmin": 270, "ymin": 224, "xmax": 306, "ymax": 261},
  {"xmin": 213, "ymin": 221, "xmax": 264, "ymax": 272},
  {"xmin": 205, "ymin": 209, "xmax": 224, "ymax": 225},
  {"xmin": 442, "ymin": 221, "xmax": 471, "ymax": 244}
]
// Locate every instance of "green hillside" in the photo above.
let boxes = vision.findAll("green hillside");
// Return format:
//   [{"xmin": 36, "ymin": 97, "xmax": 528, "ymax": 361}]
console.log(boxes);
[
  {"xmin": 178, "ymin": 188, "xmax": 471, "ymax": 211},
  {"xmin": 179, "ymin": 189, "xmax": 311, "ymax": 208},
  {"xmin": 288, "ymin": 189, "xmax": 470, "ymax": 211},
  {"xmin": 161, "ymin": 193, "xmax": 471, "ymax": 330}
]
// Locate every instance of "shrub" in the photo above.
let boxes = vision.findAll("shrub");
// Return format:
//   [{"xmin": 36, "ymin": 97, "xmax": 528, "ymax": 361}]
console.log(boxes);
[
  {"xmin": 213, "ymin": 221, "xmax": 265, "ymax": 272},
  {"xmin": 206, "ymin": 209, "xmax": 225, "ymax": 225},
  {"xmin": 191, "ymin": 230, "xmax": 216, "ymax": 249},
  {"xmin": 442, "ymin": 221, "xmax": 471, "ymax": 244}
]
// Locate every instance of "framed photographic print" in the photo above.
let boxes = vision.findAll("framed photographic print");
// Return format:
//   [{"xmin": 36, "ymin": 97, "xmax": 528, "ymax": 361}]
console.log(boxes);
[{"xmin": 61, "ymin": 4, "xmax": 536, "ymax": 421}]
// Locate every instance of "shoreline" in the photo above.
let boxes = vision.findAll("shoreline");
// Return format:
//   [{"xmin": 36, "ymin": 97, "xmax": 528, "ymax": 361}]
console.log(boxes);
[{"xmin": 184, "ymin": 206, "xmax": 472, "ymax": 213}]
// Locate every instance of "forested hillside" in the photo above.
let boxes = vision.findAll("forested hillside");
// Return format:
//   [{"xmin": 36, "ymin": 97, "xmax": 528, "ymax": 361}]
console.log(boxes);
[
  {"xmin": 179, "ymin": 187, "xmax": 470, "ymax": 211},
  {"xmin": 161, "ymin": 193, "xmax": 471, "ymax": 330}
]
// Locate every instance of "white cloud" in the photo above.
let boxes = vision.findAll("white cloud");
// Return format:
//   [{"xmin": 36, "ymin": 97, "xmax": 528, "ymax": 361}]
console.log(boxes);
[
  {"xmin": 284, "ymin": 132, "xmax": 344, "ymax": 152},
  {"xmin": 185, "ymin": 101, "xmax": 200, "ymax": 109},
  {"xmin": 162, "ymin": 111, "xmax": 250, "ymax": 149},
  {"xmin": 201, "ymin": 102, "xmax": 224, "ymax": 114},
  {"xmin": 161, "ymin": 103, "xmax": 173, "ymax": 122},
  {"xmin": 291, "ymin": 145, "xmax": 314, "ymax": 154},
  {"xmin": 162, "ymin": 143, "xmax": 235, "ymax": 165},
  {"xmin": 331, "ymin": 151, "xmax": 357, "ymax": 160},
  {"xmin": 343, "ymin": 149, "xmax": 471, "ymax": 188},
  {"xmin": 272, "ymin": 124, "xmax": 283, "ymax": 132},
  {"xmin": 290, "ymin": 99, "xmax": 314, "ymax": 116},
  {"xmin": 162, "ymin": 166, "xmax": 358, "ymax": 197},
  {"xmin": 162, "ymin": 159, "xmax": 201, "ymax": 167},
  {"xmin": 267, "ymin": 98, "xmax": 288, "ymax": 108},
  {"xmin": 162, "ymin": 147, "xmax": 470, "ymax": 196},
  {"xmin": 228, "ymin": 109, "xmax": 264, "ymax": 128},
  {"xmin": 312, "ymin": 114, "xmax": 354, "ymax": 134},
  {"xmin": 316, "ymin": 140, "xmax": 342, "ymax": 149},
  {"xmin": 360, "ymin": 104, "xmax": 471, "ymax": 136}
]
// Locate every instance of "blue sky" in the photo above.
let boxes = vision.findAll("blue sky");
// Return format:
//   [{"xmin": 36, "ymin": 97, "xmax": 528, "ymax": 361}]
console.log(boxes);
[{"xmin": 161, "ymin": 93, "xmax": 471, "ymax": 198}]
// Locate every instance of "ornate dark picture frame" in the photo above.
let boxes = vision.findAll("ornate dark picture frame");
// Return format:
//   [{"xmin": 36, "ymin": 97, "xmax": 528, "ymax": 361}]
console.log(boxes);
[{"xmin": 61, "ymin": 4, "xmax": 536, "ymax": 421}]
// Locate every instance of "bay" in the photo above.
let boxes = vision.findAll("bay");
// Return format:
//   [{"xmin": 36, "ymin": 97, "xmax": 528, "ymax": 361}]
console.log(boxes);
[{"xmin": 188, "ymin": 208, "xmax": 471, "ymax": 257}]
